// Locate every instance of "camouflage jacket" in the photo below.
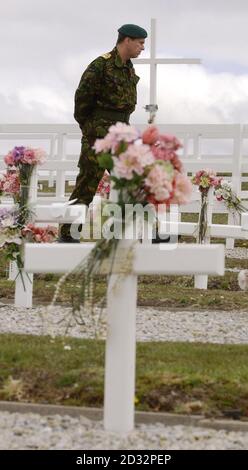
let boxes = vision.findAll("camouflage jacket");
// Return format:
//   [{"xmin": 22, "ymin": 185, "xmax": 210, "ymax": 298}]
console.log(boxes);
[{"xmin": 74, "ymin": 47, "xmax": 140, "ymax": 138}]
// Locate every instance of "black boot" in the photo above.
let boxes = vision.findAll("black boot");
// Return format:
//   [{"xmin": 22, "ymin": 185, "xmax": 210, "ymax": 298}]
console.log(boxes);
[
  {"xmin": 59, "ymin": 223, "xmax": 82, "ymax": 243},
  {"xmin": 152, "ymin": 233, "xmax": 181, "ymax": 244},
  {"xmin": 152, "ymin": 232, "xmax": 171, "ymax": 244},
  {"xmin": 58, "ymin": 236, "xmax": 80, "ymax": 243}
]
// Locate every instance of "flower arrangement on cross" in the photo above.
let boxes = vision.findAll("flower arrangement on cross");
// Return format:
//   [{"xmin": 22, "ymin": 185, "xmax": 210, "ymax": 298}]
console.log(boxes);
[
  {"xmin": 0, "ymin": 146, "xmax": 58, "ymax": 288},
  {"xmin": 192, "ymin": 169, "xmax": 247, "ymax": 244},
  {"xmin": 50, "ymin": 123, "xmax": 193, "ymax": 333}
]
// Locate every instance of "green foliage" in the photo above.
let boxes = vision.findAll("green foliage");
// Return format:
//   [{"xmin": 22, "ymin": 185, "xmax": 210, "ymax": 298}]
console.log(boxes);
[{"xmin": 97, "ymin": 153, "xmax": 113, "ymax": 170}]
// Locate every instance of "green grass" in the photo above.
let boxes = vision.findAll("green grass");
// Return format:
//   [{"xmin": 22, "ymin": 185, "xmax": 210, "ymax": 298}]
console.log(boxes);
[
  {"xmin": 1, "ymin": 232, "xmax": 248, "ymax": 311},
  {"xmin": 1, "ymin": 271, "xmax": 248, "ymax": 310},
  {"xmin": 1, "ymin": 334, "xmax": 248, "ymax": 418}
]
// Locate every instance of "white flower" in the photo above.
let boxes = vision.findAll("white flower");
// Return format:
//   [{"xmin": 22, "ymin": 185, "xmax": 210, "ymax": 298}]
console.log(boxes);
[
  {"xmin": 1, "ymin": 215, "xmax": 16, "ymax": 228},
  {"xmin": 0, "ymin": 233, "xmax": 22, "ymax": 248},
  {"xmin": 108, "ymin": 122, "xmax": 139, "ymax": 143},
  {"xmin": 221, "ymin": 180, "xmax": 232, "ymax": 190}
]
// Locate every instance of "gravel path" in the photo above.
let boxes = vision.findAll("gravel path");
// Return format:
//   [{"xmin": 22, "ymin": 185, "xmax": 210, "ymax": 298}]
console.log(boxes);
[
  {"xmin": 0, "ymin": 411, "xmax": 248, "ymax": 450},
  {"xmin": 225, "ymin": 247, "xmax": 248, "ymax": 259},
  {"xmin": 0, "ymin": 302, "xmax": 247, "ymax": 344}
]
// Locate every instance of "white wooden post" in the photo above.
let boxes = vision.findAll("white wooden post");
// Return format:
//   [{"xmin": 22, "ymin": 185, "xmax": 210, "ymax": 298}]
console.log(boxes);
[
  {"xmin": 24, "ymin": 242, "xmax": 224, "ymax": 433},
  {"xmin": 14, "ymin": 269, "xmax": 33, "ymax": 308},
  {"xmin": 133, "ymin": 18, "xmax": 201, "ymax": 123},
  {"xmin": 48, "ymin": 134, "xmax": 56, "ymax": 188},
  {"xmin": 226, "ymin": 126, "xmax": 242, "ymax": 249},
  {"xmin": 194, "ymin": 133, "xmax": 202, "ymax": 160},
  {"xmin": 241, "ymin": 212, "xmax": 248, "ymax": 230},
  {"xmin": 104, "ymin": 225, "xmax": 137, "ymax": 432},
  {"xmin": 56, "ymin": 133, "xmax": 66, "ymax": 199}
]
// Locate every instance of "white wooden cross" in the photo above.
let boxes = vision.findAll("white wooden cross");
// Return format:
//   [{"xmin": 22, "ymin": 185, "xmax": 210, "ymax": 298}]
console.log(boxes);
[
  {"xmin": 133, "ymin": 18, "xmax": 201, "ymax": 123},
  {"xmin": 24, "ymin": 236, "xmax": 224, "ymax": 433}
]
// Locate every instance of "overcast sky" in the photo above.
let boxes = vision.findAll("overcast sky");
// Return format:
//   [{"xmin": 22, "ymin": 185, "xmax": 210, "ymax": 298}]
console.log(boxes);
[{"xmin": 1, "ymin": 0, "xmax": 248, "ymax": 124}]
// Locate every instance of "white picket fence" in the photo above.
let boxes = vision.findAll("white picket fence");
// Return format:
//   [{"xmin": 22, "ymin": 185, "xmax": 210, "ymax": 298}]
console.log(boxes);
[
  {"xmin": 1, "ymin": 123, "xmax": 248, "ymax": 302},
  {"xmin": 1, "ymin": 123, "xmax": 248, "ymax": 201}
]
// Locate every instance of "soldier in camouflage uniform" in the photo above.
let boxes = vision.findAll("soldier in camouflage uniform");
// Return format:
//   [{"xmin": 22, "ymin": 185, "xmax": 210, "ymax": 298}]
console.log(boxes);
[{"xmin": 60, "ymin": 23, "xmax": 147, "ymax": 241}]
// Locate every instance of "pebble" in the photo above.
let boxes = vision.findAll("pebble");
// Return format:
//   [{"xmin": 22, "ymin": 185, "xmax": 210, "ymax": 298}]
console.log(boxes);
[
  {"xmin": 225, "ymin": 247, "xmax": 248, "ymax": 259},
  {"xmin": 0, "ymin": 411, "xmax": 248, "ymax": 450},
  {"xmin": 0, "ymin": 303, "xmax": 247, "ymax": 344}
]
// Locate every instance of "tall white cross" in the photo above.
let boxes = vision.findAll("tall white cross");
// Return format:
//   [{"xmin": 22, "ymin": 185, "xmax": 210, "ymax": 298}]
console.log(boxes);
[
  {"xmin": 133, "ymin": 18, "xmax": 201, "ymax": 123},
  {"xmin": 25, "ymin": 240, "xmax": 224, "ymax": 433}
]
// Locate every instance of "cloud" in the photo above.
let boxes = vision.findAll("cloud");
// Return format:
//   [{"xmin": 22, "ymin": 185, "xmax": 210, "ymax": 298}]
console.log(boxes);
[
  {"xmin": 1, "ymin": 63, "xmax": 248, "ymax": 125},
  {"xmin": 131, "ymin": 64, "xmax": 248, "ymax": 124},
  {"xmin": 1, "ymin": 0, "xmax": 248, "ymax": 124},
  {"xmin": 0, "ymin": 88, "xmax": 72, "ymax": 123}
]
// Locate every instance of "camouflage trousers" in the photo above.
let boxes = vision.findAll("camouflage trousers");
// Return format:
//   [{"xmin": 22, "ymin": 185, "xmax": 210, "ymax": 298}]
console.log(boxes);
[
  {"xmin": 60, "ymin": 134, "xmax": 105, "ymax": 240},
  {"xmin": 59, "ymin": 114, "xmax": 131, "ymax": 240}
]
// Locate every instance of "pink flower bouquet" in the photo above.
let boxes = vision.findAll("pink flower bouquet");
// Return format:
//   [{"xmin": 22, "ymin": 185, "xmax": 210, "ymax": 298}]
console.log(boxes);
[
  {"xmin": 22, "ymin": 224, "xmax": 58, "ymax": 243},
  {"xmin": 4, "ymin": 146, "xmax": 46, "ymax": 167},
  {"xmin": 3, "ymin": 146, "xmax": 47, "ymax": 225},
  {"xmin": 192, "ymin": 169, "xmax": 222, "ymax": 243},
  {"xmin": 50, "ymin": 124, "xmax": 193, "ymax": 324},
  {"xmin": 191, "ymin": 169, "xmax": 222, "ymax": 194},
  {"xmin": 94, "ymin": 123, "xmax": 192, "ymax": 208}
]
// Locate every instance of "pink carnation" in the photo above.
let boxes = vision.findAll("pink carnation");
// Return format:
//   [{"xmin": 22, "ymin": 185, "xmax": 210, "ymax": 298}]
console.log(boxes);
[
  {"xmin": 170, "ymin": 173, "xmax": 193, "ymax": 205},
  {"xmin": 145, "ymin": 163, "xmax": 174, "ymax": 203},
  {"xmin": 113, "ymin": 153, "xmax": 143, "ymax": 180},
  {"xmin": 23, "ymin": 148, "xmax": 36, "ymax": 164},
  {"xmin": 108, "ymin": 122, "xmax": 139, "ymax": 143},
  {"xmin": 151, "ymin": 142, "xmax": 173, "ymax": 161},
  {"xmin": 192, "ymin": 169, "xmax": 222, "ymax": 190},
  {"xmin": 0, "ymin": 171, "xmax": 20, "ymax": 195},
  {"xmin": 158, "ymin": 134, "xmax": 182, "ymax": 151},
  {"xmin": 22, "ymin": 224, "xmax": 58, "ymax": 243},
  {"xmin": 4, "ymin": 146, "xmax": 46, "ymax": 167},
  {"xmin": 94, "ymin": 122, "xmax": 139, "ymax": 155},
  {"xmin": 93, "ymin": 135, "xmax": 117, "ymax": 154},
  {"xmin": 170, "ymin": 153, "xmax": 183, "ymax": 172},
  {"xmin": 113, "ymin": 144, "xmax": 154, "ymax": 180},
  {"xmin": 4, "ymin": 152, "xmax": 15, "ymax": 166},
  {"xmin": 33, "ymin": 148, "xmax": 46, "ymax": 164},
  {"xmin": 142, "ymin": 126, "xmax": 160, "ymax": 145},
  {"xmin": 96, "ymin": 170, "xmax": 111, "ymax": 197}
]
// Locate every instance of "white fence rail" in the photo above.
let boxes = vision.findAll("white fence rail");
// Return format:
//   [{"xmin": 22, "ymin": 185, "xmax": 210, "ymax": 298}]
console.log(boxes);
[
  {"xmin": 1, "ymin": 123, "xmax": 248, "ymax": 200},
  {"xmin": 1, "ymin": 123, "xmax": 248, "ymax": 245}
]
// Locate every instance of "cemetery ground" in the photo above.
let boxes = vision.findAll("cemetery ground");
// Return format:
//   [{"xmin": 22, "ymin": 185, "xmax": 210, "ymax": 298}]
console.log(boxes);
[{"xmin": 0, "ymin": 212, "xmax": 248, "ymax": 423}]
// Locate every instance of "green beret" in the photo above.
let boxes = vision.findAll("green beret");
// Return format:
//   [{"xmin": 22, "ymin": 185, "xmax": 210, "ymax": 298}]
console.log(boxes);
[{"xmin": 118, "ymin": 24, "xmax": 147, "ymax": 39}]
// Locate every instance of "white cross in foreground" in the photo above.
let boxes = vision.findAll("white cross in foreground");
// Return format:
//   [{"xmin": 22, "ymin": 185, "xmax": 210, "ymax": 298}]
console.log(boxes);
[
  {"xmin": 24, "ymin": 238, "xmax": 224, "ymax": 433},
  {"xmin": 133, "ymin": 18, "xmax": 201, "ymax": 122}
]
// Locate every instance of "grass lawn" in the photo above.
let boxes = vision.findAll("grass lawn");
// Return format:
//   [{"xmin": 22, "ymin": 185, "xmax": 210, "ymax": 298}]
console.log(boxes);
[
  {"xmin": 1, "ymin": 269, "xmax": 248, "ymax": 310},
  {"xmin": 2, "ymin": 261, "xmax": 248, "ymax": 310},
  {"xmin": 1, "ymin": 211, "xmax": 248, "ymax": 310},
  {"xmin": 0, "ymin": 334, "xmax": 248, "ymax": 419}
]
